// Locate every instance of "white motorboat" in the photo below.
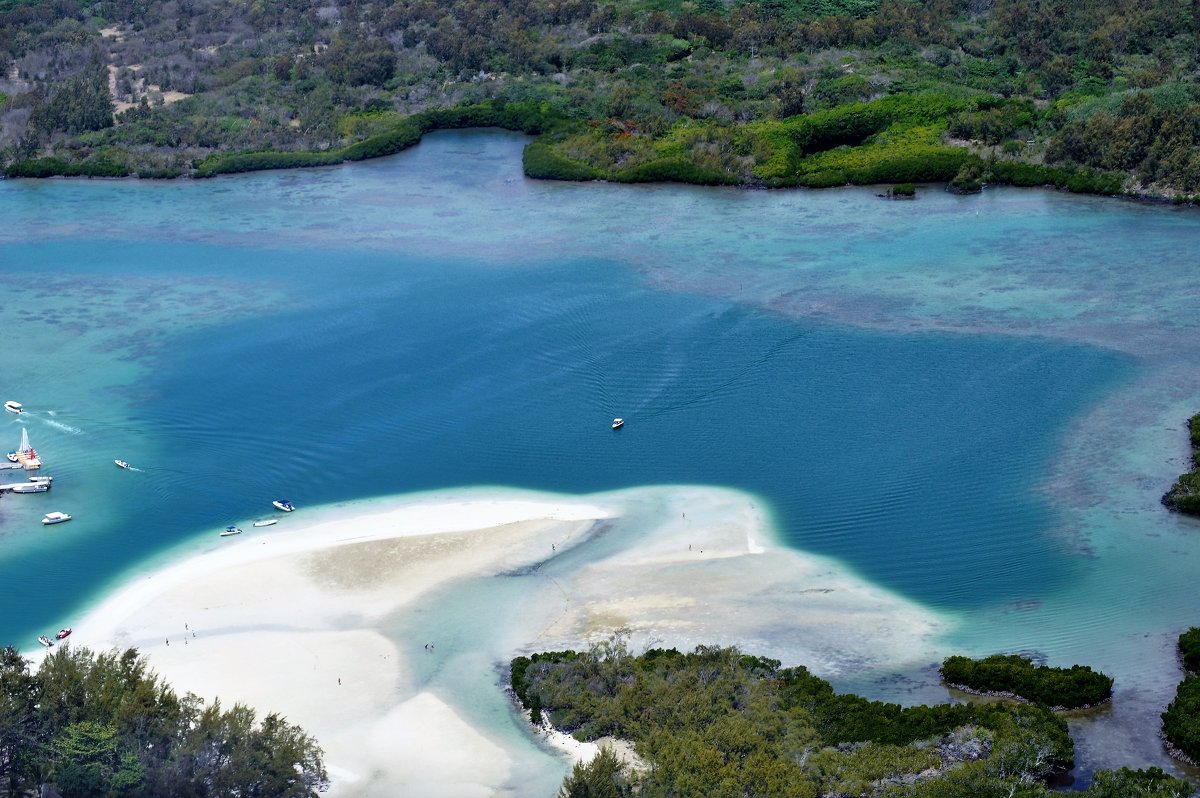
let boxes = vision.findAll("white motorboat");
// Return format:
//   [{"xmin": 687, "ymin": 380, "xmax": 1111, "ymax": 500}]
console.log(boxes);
[
  {"xmin": 42, "ymin": 512, "xmax": 71, "ymax": 525},
  {"xmin": 37, "ymin": 635, "xmax": 53, "ymax": 647},
  {"xmin": 12, "ymin": 483, "xmax": 49, "ymax": 493},
  {"xmin": 272, "ymin": 499, "xmax": 295, "ymax": 512},
  {"xmin": 220, "ymin": 525, "xmax": 242, "ymax": 537},
  {"xmin": 252, "ymin": 519, "xmax": 278, "ymax": 527},
  {"xmin": 611, "ymin": 418, "xmax": 624, "ymax": 429},
  {"xmin": 4, "ymin": 401, "xmax": 22, "ymax": 415},
  {"xmin": 114, "ymin": 460, "xmax": 131, "ymax": 469}
]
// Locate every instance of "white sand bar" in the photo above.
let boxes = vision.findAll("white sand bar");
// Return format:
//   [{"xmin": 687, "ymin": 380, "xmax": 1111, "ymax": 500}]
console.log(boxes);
[{"xmin": 32, "ymin": 486, "xmax": 951, "ymax": 796}]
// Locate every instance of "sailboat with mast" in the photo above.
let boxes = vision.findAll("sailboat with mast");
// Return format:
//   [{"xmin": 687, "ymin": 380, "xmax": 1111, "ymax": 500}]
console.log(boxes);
[{"xmin": 6, "ymin": 428, "xmax": 41, "ymax": 470}]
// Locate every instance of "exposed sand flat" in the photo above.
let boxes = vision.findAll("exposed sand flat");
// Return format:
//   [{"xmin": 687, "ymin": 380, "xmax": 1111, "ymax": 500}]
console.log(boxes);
[
  {"xmin": 535, "ymin": 489, "xmax": 945, "ymax": 676},
  {"xmin": 30, "ymin": 487, "xmax": 949, "ymax": 796}
]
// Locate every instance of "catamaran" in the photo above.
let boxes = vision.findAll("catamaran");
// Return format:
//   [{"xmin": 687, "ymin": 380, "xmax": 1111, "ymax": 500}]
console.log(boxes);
[{"xmin": 7, "ymin": 428, "xmax": 40, "ymax": 469}]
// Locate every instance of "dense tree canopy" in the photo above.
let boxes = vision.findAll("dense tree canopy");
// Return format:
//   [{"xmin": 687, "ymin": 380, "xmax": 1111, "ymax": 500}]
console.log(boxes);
[
  {"xmin": 940, "ymin": 654, "xmax": 1114, "ymax": 709},
  {"xmin": 0, "ymin": 0, "xmax": 1198, "ymax": 191},
  {"xmin": 0, "ymin": 645, "xmax": 327, "ymax": 798},
  {"xmin": 517, "ymin": 642, "xmax": 1194, "ymax": 798}
]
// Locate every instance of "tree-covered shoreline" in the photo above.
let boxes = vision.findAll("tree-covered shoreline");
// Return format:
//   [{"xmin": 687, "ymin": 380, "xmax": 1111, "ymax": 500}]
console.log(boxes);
[
  {"xmin": 1163, "ymin": 414, "xmax": 1200, "ymax": 516},
  {"xmin": 1, "ymin": 0, "xmax": 1199, "ymax": 197},
  {"xmin": 0, "ymin": 645, "xmax": 327, "ymax": 798},
  {"xmin": 511, "ymin": 641, "xmax": 1196, "ymax": 797}
]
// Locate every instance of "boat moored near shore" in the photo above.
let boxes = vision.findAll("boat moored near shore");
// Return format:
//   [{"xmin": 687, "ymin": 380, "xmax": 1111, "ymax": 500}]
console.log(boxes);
[
  {"xmin": 220, "ymin": 526, "xmax": 242, "ymax": 537},
  {"xmin": 9, "ymin": 483, "xmax": 49, "ymax": 493},
  {"xmin": 273, "ymin": 499, "xmax": 295, "ymax": 512},
  {"xmin": 252, "ymin": 519, "xmax": 277, "ymax": 527},
  {"xmin": 37, "ymin": 635, "xmax": 52, "ymax": 647},
  {"xmin": 55, "ymin": 628, "xmax": 72, "ymax": 640}
]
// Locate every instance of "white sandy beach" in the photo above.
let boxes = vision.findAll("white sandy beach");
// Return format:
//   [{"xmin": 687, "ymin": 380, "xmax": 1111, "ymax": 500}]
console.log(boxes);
[{"xmin": 29, "ymin": 486, "xmax": 950, "ymax": 797}]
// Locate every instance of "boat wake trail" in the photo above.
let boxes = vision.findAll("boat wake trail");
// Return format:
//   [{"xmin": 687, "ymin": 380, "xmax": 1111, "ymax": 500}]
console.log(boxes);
[{"xmin": 40, "ymin": 417, "xmax": 84, "ymax": 435}]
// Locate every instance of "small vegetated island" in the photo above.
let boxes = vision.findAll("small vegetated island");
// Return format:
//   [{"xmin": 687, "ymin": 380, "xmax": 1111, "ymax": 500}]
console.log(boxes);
[
  {"xmin": 1163, "ymin": 413, "xmax": 1200, "ymax": 516},
  {"xmin": 939, "ymin": 653, "xmax": 1114, "ymax": 710},
  {"xmin": 511, "ymin": 643, "xmax": 1187, "ymax": 798},
  {"xmin": 0, "ymin": 645, "xmax": 327, "ymax": 798},
  {"xmin": 1, "ymin": 0, "xmax": 1200, "ymax": 198}
]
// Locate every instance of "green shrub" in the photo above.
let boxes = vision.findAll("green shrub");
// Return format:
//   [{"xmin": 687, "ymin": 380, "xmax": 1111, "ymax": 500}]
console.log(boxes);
[
  {"xmin": 940, "ymin": 654, "xmax": 1113, "ymax": 708},
  {"xmin": 340, "ymin": 121, "xmax": 423, "ymax": 161},
  {"xmin": 612, "ymin": 155, "xmax": 738, "ymax": 184},
  {"xmin": 522, "ymin": 141, "xmax": 602, "ymax": 180},
  {"xmin": 949, "ymin": 160, "xmax": 985, "ymax": 193},
  {"xmin": 195, "ymin": 149, "xmax": 344, "ymax": 177},
  {"xmin": 78, "ymin": 154, "xmax": 131, "ymax": 177},
  {"xmin": 1162, "ymin": 414, "xmax": 1200, "ymax": 515},
  {"xmin": 6, "ymin": 157, "xmax": 80, "ymax": 178},
  {"xmin": 797, "ymin": 169, "xmax": 848, "ymax": 187},
  {"xmin": 1162, "ymin": 675, "xmax": 1200, "ymax": 760},
  {"xmin": 1180, "ymin": 629, "xmax": 1200, "ymax": 681}
]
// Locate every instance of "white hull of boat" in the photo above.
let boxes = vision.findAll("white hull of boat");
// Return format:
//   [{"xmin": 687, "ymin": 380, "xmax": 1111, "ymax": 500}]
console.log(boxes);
[
  {"xmin": 4, "ymin": 401, "xmax": 22, "ymax": 415},
  {"xmin": 252, "ymin": 519, "xmax": 278, "ymax": 527}
]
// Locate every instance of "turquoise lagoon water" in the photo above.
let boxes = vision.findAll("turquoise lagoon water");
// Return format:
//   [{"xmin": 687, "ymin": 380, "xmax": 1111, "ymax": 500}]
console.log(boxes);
[{"xmin": 2, "ymin": 130, "xmax": 1200, "ymax": 781}]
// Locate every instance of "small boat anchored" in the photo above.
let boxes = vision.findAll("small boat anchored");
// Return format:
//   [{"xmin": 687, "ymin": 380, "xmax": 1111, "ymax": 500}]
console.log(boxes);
[
  {"xmin": 114, "ymin": 460, "xmax": 131, "ymax": 470},
  {"xmin": 42, "ymin": 512, "xmax": 72, "ymax": 525},
  {"xmin": 252, "ymin": 519, "xmax": 278, "ymax": 527},
  {"xmin": 4, "ymin": 401, "xmax": 22, "ymax": 415},
  {"xmin": 220, "ymin": 525, "xmax": 242, "ymax": 537},
  {"xmin": 272, "ymin": 499, "xmax": 295, "ymax": 512},
  {"xmin": 55, "ymin": 628, "xmax": 72, "ymax": 640},
  {"xmin": 611, "ymin": 418, "xmax": 624, "ymax": 430},
  {"xmin": 37, "ymin": 635, "xmax": 53, "ymax": 647}
]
